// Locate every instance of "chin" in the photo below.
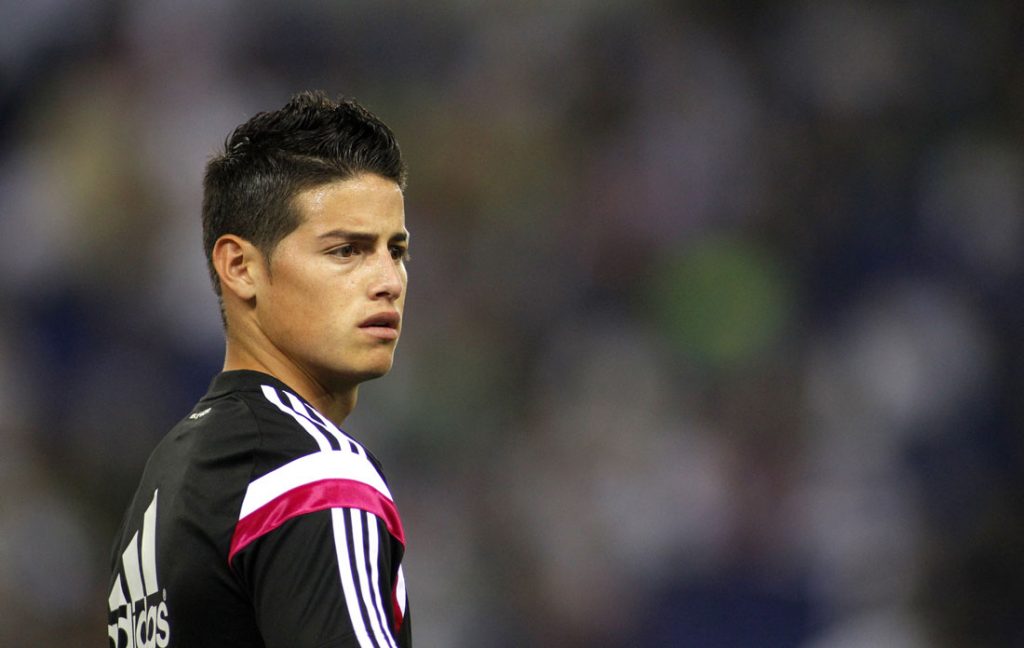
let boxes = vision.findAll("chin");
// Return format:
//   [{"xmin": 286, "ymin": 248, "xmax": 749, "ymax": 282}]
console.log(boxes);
[
  {"xmin": 318, "ymin": 346, "xmax": 397, "ymax": 385},
  {"xmin": 357, "ymin": 366, "xmax": 392, "ymax": 382},
  {"xmin": 345, "ymin": 359, "xmax": 395, "ymax": 383}
]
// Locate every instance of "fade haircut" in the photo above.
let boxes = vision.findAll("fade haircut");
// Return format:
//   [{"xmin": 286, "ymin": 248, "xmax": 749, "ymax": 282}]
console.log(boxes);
[{"xmin": 201, "ymin": 90, "xmax": 406, "ymax": 314}]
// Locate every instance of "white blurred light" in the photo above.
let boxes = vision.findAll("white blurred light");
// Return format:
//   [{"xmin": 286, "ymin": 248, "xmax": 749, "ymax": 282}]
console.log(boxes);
[{"xmin": 807, "ymin": 279, "xmax": 991, "ymax": 440}]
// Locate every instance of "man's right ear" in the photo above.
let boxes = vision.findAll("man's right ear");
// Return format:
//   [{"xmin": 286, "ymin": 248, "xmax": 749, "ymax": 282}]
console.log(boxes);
[{"xmin": 212, "ymin": 235, "xmax": 261, "ymax": 302}]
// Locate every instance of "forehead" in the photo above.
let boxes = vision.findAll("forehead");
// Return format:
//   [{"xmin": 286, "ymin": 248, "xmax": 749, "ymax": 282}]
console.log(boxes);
[{"xmin": 291, "ymin": 174, "xmax": 406, "ymax": 233}]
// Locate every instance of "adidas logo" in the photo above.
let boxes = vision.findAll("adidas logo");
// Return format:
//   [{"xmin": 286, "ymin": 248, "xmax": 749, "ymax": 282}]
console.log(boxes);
[
  {"xmin": 108, "ymin": 491, "xmax": 171, "ymax": 648},
  {"xmin": 188, "ymin": 407, "xmax": 211, "ymax": 420}
]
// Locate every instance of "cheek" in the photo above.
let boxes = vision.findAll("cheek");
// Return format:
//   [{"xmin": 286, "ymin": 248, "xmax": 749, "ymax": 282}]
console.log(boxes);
[
  {"xmin": 264, "ymin": 271, "xmax": 327, "ymax": 331},
  {"xmin": 284, "ymin": 274, "xmax": 360, "ymax": 332}
]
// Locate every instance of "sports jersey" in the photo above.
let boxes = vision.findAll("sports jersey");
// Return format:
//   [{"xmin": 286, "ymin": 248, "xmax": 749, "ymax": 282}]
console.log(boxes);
[{"xmin": 107, "ymin": 370, "xmax": 411, "ymax": 648}]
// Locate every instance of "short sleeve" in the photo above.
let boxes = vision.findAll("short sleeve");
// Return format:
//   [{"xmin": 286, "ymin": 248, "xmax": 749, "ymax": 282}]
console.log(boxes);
[{"xmin": 233, "ymin": 507, "xmax": 403, "ymax": 648}]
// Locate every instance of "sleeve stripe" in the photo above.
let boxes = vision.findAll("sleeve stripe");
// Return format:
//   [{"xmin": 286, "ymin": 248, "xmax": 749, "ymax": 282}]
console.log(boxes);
[
  {"xmin": 353, "ymin": 510, "xmax": 399, "ymax": 648},
  {"xmin": 394, "ymin": 566, "xmax": 407, "ymax": 629},
  {"xmin": 364, "ymin": 514, "xmax": 400, "ymax": 643},
  {"xmin": 238, "ymin": 450, "xmax": 393, "ymax": 518},
  {"xmin": 333, "ymin": 509, "xmax": 376, "ymax": 647},
  {"xmin": 229, "ymin": 478, "xmax": 405, "ymax": 563}
]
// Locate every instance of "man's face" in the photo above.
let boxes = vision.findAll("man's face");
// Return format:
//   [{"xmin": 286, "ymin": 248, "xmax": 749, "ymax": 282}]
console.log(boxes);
[{"xmin": 253, "ymin": 173, "xmax": 409, "ymax": 390}]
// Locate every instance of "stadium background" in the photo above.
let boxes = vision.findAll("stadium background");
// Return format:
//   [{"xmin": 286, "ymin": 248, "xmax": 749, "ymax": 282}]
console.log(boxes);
[{"xmin": 1, "ymin": 1, "xmax": 1022, "ymax": 646}]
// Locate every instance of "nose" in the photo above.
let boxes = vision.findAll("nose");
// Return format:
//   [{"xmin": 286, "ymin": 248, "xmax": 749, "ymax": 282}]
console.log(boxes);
[{"xmin": 368, "ymin": 250, "xmax": 405, "ymax": 301}]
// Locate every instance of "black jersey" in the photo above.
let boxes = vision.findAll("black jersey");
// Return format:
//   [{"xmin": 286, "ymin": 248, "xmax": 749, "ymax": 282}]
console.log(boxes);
[{"xmin": 107, "ymin": 370, "xmax": 411, "ymax": 648}]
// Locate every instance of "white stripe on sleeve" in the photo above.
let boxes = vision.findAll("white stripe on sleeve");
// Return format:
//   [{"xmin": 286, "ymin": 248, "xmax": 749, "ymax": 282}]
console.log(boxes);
[
  {"xmin": 332, "ymin": 509, "xmax": 374, "ymax": 647},
  {"xmin": 353, "ymin": 510, "xmax": 398, "ymax": 648},
  {"xmin": 396, "ymin": 566, "xmax": 407, "ymax": 617},
  {"xmin": 238, "ymin": 450, "xmax": 393, "ymax": 519}
]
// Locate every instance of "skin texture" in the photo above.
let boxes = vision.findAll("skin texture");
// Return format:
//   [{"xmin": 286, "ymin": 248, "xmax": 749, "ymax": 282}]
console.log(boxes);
[{"xmin": 212, "ymin": 173, "xmax": 409, "ymax": 423}]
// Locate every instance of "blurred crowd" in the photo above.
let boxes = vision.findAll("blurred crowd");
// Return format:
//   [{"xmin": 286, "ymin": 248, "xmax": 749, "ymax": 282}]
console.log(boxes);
[{"xmin": 1, "ymin": 1, "xmax": 1022, "ymax": 646}]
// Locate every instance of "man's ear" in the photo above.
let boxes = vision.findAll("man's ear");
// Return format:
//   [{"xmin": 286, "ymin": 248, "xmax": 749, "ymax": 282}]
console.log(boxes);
[{"xmin": 212, "ymin": 235, "xmax": 263, "ymax": 302}]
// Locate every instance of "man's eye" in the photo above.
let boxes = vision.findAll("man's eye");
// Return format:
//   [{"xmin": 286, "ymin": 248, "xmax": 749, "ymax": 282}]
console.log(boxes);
[
  {"xmin": 390, "ymin": 246, "xmax": 411, "ymax": 262},
  {"xmin": 332, "ymin": 244, "xmax": 356, "ymax": 257}
]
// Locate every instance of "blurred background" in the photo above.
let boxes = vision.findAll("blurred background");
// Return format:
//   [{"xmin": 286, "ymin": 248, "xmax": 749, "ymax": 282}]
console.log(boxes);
[{"xmin": 1, "ymin": 1, "xmax": 1022, "ymax": 646}]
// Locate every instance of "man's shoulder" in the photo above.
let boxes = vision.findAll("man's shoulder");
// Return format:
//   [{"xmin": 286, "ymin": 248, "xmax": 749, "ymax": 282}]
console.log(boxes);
[
  {"xmin": 174, "ymin": 370, "xmax": 312, "ymax": 441},
  {"xmin": 192, "ymin": 372, "xmax": 359, "ymax": 471},
  {"xmin": 144, "ymin": 370, "xmax": 363, "ymax": 488}
]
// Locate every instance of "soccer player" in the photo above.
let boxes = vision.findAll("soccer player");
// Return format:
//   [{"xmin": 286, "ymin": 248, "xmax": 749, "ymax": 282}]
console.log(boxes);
[{"xmin": 107, "ymin": 91, "xmax": 412, "ymax": 648}]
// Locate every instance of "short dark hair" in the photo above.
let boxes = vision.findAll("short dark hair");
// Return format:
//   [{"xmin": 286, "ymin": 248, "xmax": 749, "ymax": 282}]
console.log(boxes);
[{"xmin": 201, "ymin": 90, "xmax": 406, "ymax": 306}]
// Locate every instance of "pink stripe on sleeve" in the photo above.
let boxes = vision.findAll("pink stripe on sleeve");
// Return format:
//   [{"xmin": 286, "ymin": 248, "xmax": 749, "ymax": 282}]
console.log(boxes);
[{"xmin": 229, "ymin": 478, "xmax": 405, "ymax": 564}]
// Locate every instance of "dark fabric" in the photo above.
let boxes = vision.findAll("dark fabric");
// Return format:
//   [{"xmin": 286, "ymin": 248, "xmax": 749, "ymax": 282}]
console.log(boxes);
[{"xmin": 108, "ymin": 370, "xmax": 410, "ymax": 648}]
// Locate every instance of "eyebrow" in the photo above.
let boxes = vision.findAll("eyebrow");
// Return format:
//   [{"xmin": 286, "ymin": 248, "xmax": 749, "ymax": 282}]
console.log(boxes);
[{"xmin": 317, "ymin": 229, "xmax": 409, "ymax": 243}]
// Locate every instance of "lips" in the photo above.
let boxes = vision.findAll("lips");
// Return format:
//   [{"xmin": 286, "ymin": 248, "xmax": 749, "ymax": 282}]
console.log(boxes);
[
  {"xmin": 359, "ymin": 312, "xmax": 401, "ymax": 329},
  {"xmin": 358, "ymin": 312, "xmax": 401, "ymax": 340}
]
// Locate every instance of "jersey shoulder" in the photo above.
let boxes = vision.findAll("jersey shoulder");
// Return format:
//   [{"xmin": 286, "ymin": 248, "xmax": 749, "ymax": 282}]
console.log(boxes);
[
  {"xmin": 231, "ymin": 378, "xmax": 369, "ymax": 478},
  {"xmin": 163, "ymin": 373, "xmax": 355, "ymax": 477}
]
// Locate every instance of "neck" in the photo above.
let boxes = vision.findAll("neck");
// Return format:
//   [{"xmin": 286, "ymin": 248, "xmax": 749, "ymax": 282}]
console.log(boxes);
[{"xmin": 223, "ymin": 331, "xmax": 358, "ymax": 425}]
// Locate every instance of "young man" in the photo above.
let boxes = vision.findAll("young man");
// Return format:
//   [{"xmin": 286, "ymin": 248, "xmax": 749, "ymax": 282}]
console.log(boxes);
[{"xmin": 108, "ymin": 92, "xmax": 412, "ymax": 648}]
